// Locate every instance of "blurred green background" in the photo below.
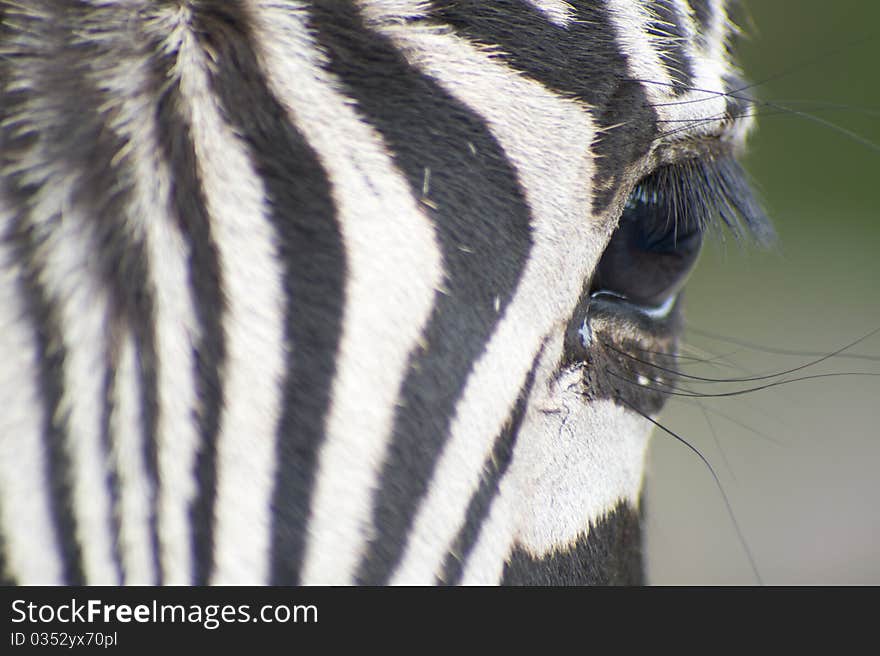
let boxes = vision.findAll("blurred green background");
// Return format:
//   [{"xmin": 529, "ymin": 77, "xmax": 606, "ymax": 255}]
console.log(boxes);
[{"xmin": 645, "ymin": 1, "xmax": 880, "ymax": 584}]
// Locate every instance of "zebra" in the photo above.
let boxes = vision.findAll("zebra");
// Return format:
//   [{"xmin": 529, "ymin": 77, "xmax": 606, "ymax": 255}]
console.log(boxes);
[{"xmin": 0, "ymin": 0, "xmax": 775, "ymax": 585}]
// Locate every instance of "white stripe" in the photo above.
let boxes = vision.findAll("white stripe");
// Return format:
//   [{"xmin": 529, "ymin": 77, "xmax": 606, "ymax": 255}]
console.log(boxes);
[
  {"xmin": 102, "ymin": 13, "xmax": 202, "ymax": 583},
  {"xmin": 665, "ymin": 0, "xmax": 732, "ymax": 136},
  {"xmin": 357, "ymin": 5, "xmax": 604, "ymax": 584},
  {"xmin": 455, "ymin": 340, "xmax": 562, "ymax": 585},
  {"xmin": 246, "ymin": 1, "xmax": 442, "ymax": 585},
  {"xmin": 713, "ymin": 0, "xmax": 757, "ymax": 144},
  {"xmin": 604, "ymin": 0, "xmax": 738, "ymax": 148},
  {"xmin": 523, "ymin": 0, "xmax": 577, "ymax": 26},
  {"xmin": 31, "ymin": 189, "xmax": 118, "ymax": 584},
  {"xmin": 708, "ymin": 0, "xmax": 730, "ymax": 59},
  {"xmin": 461, "ymin": 308, "xmax": 660, "ymax": 582},
  {"xmin": 170, "ymin": 6, "xmax": 287, "ymax": 585},
  {"xmin": 109, "ymin": 333, "xmax": 156, "ymax": 584},
  {"xmin": 608, "ymin": 0, "xmax": 730, "ymax": 143},
  {"xmin": 0, "ymin": 201, "xmax": 65, "ymax": 584},
  {"xmin": 462, "ymin": 377, "xmax": 652, "ymax": 584},
  {"xmin": 605, "ymin": 0, "xmax": 675, "ymax": 106}
]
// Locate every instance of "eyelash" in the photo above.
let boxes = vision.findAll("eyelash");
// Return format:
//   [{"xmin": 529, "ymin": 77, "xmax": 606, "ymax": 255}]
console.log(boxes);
[
  {"xmin": 588, "ymin": 156, "xmax": 773, "ymax": 311},
  {"xmin": 629, "ymin": 156, "xmax": 774, "ymax": 247}
]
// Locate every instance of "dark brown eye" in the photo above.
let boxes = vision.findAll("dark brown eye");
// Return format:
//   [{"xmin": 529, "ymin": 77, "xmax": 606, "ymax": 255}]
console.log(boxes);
[
  {"xmin": 590, "ymin": 191, "xmax": 703, "ymax": 309},
  {"xmin": 590, "ymin": 157, "xmax": 771, "ymax": 313}
]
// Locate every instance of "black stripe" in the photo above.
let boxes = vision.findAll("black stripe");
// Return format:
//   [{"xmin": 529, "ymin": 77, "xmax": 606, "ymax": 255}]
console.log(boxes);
[
  {"xmin": 501, "ymin": 501, "xmax": 643, "ymax": 585},
  {"xmin": 0, "ymin": 524, "xmax": 17, "ymax": 586},
  {"xmin": 65, "ymin": 13, "xmax": 163, "ymax": 585},
  {"xmin": 426, "ymin": 1, "xmax": 657, "ymax": 215},
  {"xmin": 1, "ymin": 7, "xmax": 80, "ymax": 584},
  {"xmin": 151, "ymin": 40, "xmax": 227, "ymax": 586},
  {"xmin": 304, "ymin": 2, "xmax": 534, "ymax": 584},
  {"xmin": 0, "ymin": 489, "xmax": 19, "ymax": 585},
  {"xmin": 437, "ymin": 344, "xmax": 545, "ymax": 586},
  {"xmin": 3, "ymin": 2, "xmax": 163, "ymax": 583},
  {"xmin": 99, "ymin": 348, "xmax": 125, "ymax": 584},
  {"xmin": 1, "ymin": 212, "xmax": 84, "ymax": 585},
  {"xmin": 687, "ymin": 0, "xmax": 715, "ymax": 36},
  {"xmin": 187, "ymin": 4, "xmax": 343, "ymax": 585},
  {"xmin": 646, "ymin": 0, "xmax": 696, "ymax": 95}
]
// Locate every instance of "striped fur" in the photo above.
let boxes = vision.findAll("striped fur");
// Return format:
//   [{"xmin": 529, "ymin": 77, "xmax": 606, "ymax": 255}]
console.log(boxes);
[{"xmin": 0, "ymin": 0, "xmax": 755, "ymax": 585}]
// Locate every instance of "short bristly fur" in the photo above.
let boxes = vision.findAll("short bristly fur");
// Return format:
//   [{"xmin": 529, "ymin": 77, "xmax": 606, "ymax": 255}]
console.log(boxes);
[{"xmin": 0, "ymin": 0, "xmax": 764, "ymax": 585}]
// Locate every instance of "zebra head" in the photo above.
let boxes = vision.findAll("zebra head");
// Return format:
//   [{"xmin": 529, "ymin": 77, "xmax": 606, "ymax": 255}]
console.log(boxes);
[{"xmin": 0, "ymin": 1, "xmax": 769, "ymax": 585}]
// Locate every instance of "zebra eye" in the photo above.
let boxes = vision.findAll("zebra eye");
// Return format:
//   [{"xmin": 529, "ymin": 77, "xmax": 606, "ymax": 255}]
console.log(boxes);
[
  {"xmin": 590, "ymin": 156, "xmax": 772, "ymax": 314},
  {"xmin": 589, "ymin": 185, "xmax": 703, "ymax": 310}
]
